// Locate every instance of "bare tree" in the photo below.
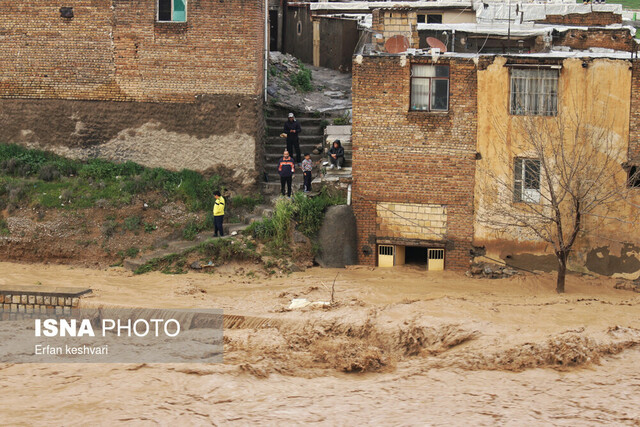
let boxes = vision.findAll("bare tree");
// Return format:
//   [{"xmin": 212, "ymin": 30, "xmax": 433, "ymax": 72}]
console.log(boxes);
[{"xmin": 478, "ymin": 89, "xmax": 639, "ymax": 293}]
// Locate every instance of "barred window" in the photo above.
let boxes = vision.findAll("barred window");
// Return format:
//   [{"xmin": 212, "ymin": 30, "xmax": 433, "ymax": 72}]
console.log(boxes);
[
  {"xmin": 514, "ymin": 158, "xmax": 541, "ymax": 203},
  {"xmin": 158, "ymin": 0, "xmax": 186, "ymax": 22},
  {"xmin": 510, "ymin": 69, "xmax": 558, "ymax": 116},
  {"xmin": 410, "ymin": 65, "xmax": 449, "ymax": 112}
]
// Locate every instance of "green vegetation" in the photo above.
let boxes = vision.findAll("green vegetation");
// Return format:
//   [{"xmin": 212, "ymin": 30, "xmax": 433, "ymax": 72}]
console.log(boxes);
[
  {"xmin": 245, "ymin": 187, "xmax": 345, "ymax": 247},
  {"xmin": 230, "ymin": 194, "xmax": 263, "ymax": 212},
  {"xmin": 332, "ymin": 113, "xmax": 351, "ymax": 125},
  {"xmin": 0, "ymin": 219, "xmax": 9, "ymax": 236},
  {"xmin": 134, "ymin": 238, "xmax": 259, "ymax": 275},
  {"xmin": 123, "ymin": 215, "xmax": 142, "ymax": 231},
  {"xmin": 125, "ymin": 247, "xmax": 140, "ymax": 258},
  {"xmin": 291, "ymin": 62, "xmax": 313, "ymax": 92},
  {"xmin": 182, "ymin": 220, "xmax": 201, "ymax": 241},
  {"xmin": 0, "ymin": 144, "xmax": 223, "ymax": 212}
]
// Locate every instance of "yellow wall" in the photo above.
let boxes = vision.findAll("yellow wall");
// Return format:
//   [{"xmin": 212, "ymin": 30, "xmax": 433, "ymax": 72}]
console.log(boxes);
[{"xmin": 474, "ymin": 57, "xmax": 640, "ymax": 278}]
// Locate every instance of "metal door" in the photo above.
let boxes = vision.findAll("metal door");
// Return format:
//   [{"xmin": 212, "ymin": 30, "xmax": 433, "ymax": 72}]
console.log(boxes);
[{"xmin": 428, "ymin": 248, "xmax": 445, "ymax": 271}]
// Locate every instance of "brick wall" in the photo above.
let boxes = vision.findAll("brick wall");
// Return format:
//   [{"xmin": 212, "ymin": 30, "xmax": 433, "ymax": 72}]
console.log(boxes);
[
  {"xmin": 553, "ymin": 28, "xmax": 637, "ymax": 53},
  {"xmin": 0, "ymin": 0, "xmax": 265, "ymax": 184},
  {"xmin": 351, "ymin": 56, "xmax": 477, "ymax": 269},
  {"xmin": 0, "ymin": 0, "xmax": 265, "ymax": 102},
  {"xmin": 537, "ymin": 11, "xmax": 622, "ymax": 26},
  {"xmin": 630, "ymin": 61, "xmax": 640, "ymax": 163}
]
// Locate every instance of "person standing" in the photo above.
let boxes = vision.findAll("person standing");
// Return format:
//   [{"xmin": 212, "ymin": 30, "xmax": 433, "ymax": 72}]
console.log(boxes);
[
  {"xmin": 283, "ymin": 112, "xmax": 302, "ymax": 165},
  {"xmin": 302, "ymin": 153, "xmax": 313, "ymax": 193},
  {"xmin": 213, "ymin": 190, "xmax": 225, "ymax": 237},
  {"xmin": 278, "ymin": 150, "xmax": 295, "ymax": 197}
]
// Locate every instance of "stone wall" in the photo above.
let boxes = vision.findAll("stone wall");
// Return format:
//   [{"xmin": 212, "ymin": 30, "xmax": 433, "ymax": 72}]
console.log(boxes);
[
  {"xmin": 351, "ymin": 56, "xmax": 477, "ymax": 269},
  {"xmin": 537, "ymin": 11, "xmax": 622, "ymax": 26},
  {"xmin": 0, "ymin": 0, "xmax": 265, "ymax": 184},
  {"xmin": 0, "ymin": 286, "xmax": 91, "ymax": 317},
  {"xmin": 553, "ymin": 28, "xmax": 637, "ymax": 53}
]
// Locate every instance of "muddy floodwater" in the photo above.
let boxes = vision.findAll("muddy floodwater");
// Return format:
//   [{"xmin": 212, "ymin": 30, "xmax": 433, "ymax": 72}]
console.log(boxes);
[{"xmin": 0, "ymin": 262, "xmax": 639, "ymax": 425}]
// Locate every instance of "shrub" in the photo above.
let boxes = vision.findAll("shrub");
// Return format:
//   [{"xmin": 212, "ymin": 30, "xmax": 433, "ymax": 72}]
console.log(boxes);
[
  {"xmin": 271, "ymin": 197, "xmax": 297, "ymax": 246},
  {"xmin": 124, "ymin": 215, "xmax": 141, "ymax": 231},
  {"xmin": 0, "ymin": 219, "xmax": 9, "ymax": 236},
  {"xmin": 291, "ymin": 62, "xmax": 313, "ymax": 92},
  {"xmin": 183, "ymin": 220, "xmax": 200, "ymax": 241},
  {"xmin": 244, "ymin": 216, "xmax": 276, "ymax": 240},
  {"xmin": 37, "ymin": 164, "xmax": 61, "ymax": 181},
  {"xmin": 125, "ymin": 247, "xmax": 140, "ymax": 258},
  {"xmin": 102, "ymin": 219, "xmax": 119, "ymax": 237}
]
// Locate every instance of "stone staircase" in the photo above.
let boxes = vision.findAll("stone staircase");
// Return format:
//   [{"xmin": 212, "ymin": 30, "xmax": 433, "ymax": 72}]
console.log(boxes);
[{"xmin": 263, "ymin": 111, "xmax": 326, "ymax": 195}]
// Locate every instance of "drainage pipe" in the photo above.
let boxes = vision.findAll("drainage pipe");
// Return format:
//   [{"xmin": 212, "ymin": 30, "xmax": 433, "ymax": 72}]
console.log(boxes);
[
  {"xmin": 347, "ymin": 184, "xmax": 352, "ymax": 206},
  {"xmin": 264, "ymin": 0, "xmax": 269, "ymax": 102}
]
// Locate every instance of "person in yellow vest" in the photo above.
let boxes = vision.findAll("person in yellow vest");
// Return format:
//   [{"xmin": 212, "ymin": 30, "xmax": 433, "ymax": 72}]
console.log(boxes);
[{"xmin": 213, "ymin": 190, "xmax": 225, "ymax": 237}]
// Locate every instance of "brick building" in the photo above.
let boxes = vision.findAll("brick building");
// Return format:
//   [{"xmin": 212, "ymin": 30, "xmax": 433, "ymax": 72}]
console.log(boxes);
[
  {"xmin": 0, "ymin": 0, "xmax": 266, "ymax": 187},
  {"xmin": 352, "ymin": 8, "xmax": 640, "ymax": 276},
  {"xmin": 352, "ymin": 55, "xmax": 477, "ymax": 270}
]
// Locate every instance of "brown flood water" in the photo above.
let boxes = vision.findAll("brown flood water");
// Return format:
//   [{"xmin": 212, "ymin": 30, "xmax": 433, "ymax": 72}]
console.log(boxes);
[{"xmin": 0, "ymin": 262, "xmax": 639, "ymax": 425}]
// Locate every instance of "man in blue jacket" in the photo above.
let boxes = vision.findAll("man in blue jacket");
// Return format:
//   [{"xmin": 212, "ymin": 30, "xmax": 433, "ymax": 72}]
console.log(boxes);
[
  {"xmin": 283, "ymin": 113, "xmax": 302, "ymax": 165},
  {"xmin": 277, "ymin": 150, "xmax": 295, "ymax": 197}
]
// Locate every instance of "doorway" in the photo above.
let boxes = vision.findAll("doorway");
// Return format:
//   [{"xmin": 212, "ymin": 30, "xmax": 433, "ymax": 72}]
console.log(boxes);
[
  {"xmin": 405, "ymin": 246, "xmax": 428, "ymax": 267},
  {"xmin": 269, "ymin": 10, "xmax": 278, "ymax": 51}
]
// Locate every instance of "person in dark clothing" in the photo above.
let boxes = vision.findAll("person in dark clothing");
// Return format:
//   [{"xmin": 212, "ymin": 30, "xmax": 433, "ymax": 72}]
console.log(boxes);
[
  {"xmin": 328, "ymin": 140, "xmax": 345, "ymax": 170},
  {"xmin": 277, "ymin": 150, "xmax": 295, "ymax": 197},
  {"xmin": 283, "ymin": 113, "xmax": 302, "ymax": 165}
]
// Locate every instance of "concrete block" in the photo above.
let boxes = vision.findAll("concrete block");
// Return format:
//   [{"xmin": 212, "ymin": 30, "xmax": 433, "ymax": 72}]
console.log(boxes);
[{"xmin": 28, "ymin": 295, "xmax": 35, "ymax": 304}]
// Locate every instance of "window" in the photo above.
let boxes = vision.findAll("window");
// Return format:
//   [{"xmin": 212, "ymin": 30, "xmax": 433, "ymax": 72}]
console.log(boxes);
[
  {"xmin": 410, "ymin": 65, "xmax": 449, "ymax": 112},
  {"xmin": 417, "ymin": 14, "xmax": 425, "ymax": 23},
  {"xmin": 427, "ymin": 14, "xmax": 443, "ymax": 24},
  {"xmin": 514, "ymin": 158, "xmax": 541, "ymax": 203},
  {"xmin": 510, "ymin": 68, "xmax": 558, "ymax": 116},
  {"xmin": 629, "ymin": 165, "xmax": 640, "ymax": 188},
  {"xmin": 158, "ymin": 0, "xmax": 186, "ymax": 22}
]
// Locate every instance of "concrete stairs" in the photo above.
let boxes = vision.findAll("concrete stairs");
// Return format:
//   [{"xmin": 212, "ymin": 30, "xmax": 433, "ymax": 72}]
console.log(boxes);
[
  {"xmin": 123, "ymin": 204, "xmax": 274, "ymax": 272},
  {"xmin": 263, "ymin": 113, "xmax": 326, "ymax": 195}
]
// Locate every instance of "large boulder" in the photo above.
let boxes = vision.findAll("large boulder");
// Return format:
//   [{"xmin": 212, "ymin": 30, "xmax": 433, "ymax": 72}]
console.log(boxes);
[{"xmin": 316, "ymin": 205, "xmax": 357, "ymax": 268}]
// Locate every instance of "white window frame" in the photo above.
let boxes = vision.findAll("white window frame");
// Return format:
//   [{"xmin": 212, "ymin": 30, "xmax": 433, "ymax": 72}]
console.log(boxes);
[
  {"xmin": 510, "ymin": 68, "xmax": 558, "ymax": 116},
  {"xmin": 157, "ymin": 0, "xmax": 187, "ymax": 22},
  {"xmin": 514, "ymin": 157, "xmax": 541, "ymax": 203},
  {"xmin": 410, "ymin": 65, "xmax": 449, "ymax": 112}
]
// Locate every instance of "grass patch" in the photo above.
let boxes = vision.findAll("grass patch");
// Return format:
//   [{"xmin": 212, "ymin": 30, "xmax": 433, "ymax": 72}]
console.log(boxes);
[
  {"xmin": 244, "ymin": 186, "xmax": 345, "ymax": 247},
  {"xmin": 0, "ymin": 143, "xmax": 224, "ymax": 212},
  {"xmin": 0, "ymin": 219, "xmax": 9, "ymax": 236}
]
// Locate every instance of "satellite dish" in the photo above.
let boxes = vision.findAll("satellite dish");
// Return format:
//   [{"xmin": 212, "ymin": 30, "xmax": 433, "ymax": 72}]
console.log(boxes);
[
  {"xmin": 426, "ymin": 37, "xmax": 447, "ymax": 53},
  {"xmin": 385, "ymin": 35, "xmax": 410, "ymax": 54}
]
